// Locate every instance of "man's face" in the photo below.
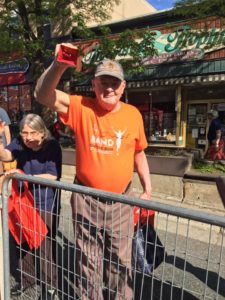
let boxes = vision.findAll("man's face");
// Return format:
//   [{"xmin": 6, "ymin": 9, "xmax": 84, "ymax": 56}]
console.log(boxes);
[{"xmin": 92, "ymin": 75, "xmax": 126, "ymax": 112}]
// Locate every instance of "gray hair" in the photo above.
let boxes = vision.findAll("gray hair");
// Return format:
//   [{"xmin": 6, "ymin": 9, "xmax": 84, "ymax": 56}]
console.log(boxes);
[{"xmin": 19, "ymin": 113, "xmax": 51, "ymax": 141}]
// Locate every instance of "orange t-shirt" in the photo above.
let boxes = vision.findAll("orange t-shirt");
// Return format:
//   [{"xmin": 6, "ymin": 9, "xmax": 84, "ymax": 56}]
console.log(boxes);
[{"xmin": 60, "ymin": 95, "xmax": 148, "ymax": 193}]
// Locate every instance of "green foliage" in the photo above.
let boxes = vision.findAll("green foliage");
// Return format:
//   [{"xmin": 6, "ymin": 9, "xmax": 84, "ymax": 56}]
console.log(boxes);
[
  {"xmin": 192, "ymin": 159, "xmax": 225, "ymax": 173},
  {"xmin": 171, "ymin": 0, "xmax": 225, "ymax": 53},
  {"xmin": 0, "ymin": 0, "xmax": 120, "ymax": 73},
  {"xmin": 173, "ymin": 0, "xmax": 225, "ymax": 18},
  {"xmin": 74, "ymin": 26, "xmax": 157, "ymax": 77},
  {"xmin": 0, "ymin": 0, "xmax": 158, "ymax": 79}
]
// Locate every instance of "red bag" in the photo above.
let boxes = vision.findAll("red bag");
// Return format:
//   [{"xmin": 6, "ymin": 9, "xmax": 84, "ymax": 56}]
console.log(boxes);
[
  {"xmin": 133, "ymin": 206, "xmax": 155, "ymax": 228},
  {"xmin": 205, "ymin": 140, "xmax": 225, "ymax": 160},
  {"xmin": 8, "ymin": 170, "xmax": 48, "ymax": 249}
]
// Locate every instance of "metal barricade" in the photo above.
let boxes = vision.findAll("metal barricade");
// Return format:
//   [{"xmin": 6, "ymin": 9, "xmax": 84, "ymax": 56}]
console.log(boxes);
[{"xmin": 1, "ymin": 172, "xmax": 225, "ymax": 300}]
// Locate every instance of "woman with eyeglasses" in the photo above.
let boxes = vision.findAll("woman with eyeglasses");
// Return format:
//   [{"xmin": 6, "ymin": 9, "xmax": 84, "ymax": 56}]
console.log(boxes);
[{"xmin": 0, "ymin": 113, "xmax": 62, "ymax": 299}]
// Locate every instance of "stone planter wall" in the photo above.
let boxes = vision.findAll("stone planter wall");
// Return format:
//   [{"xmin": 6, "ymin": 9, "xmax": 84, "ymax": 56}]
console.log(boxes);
[
  {"xmin": 62, "ymin": 149, "xmax": 193, "ymax": 177},
  {"xmin": 146, "ymin": 154, "xmax": 193, "ymax": 177},
  {"xmin": 61, "ymin": 149, "xmax": 224, "ymax": 213}
]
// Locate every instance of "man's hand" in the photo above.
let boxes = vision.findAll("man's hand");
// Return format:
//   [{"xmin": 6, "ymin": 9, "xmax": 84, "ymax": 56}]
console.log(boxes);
[
  {"xmin": 139, "ymin": 190, "xmax": 152, "ymax": 200},
  {"xmin": 54, "ymin": 41, "xmax": 98, "ymax": 71},
  {"xmin": 55, "ymin": 43, "xmax": 79, "ymax": 67}
]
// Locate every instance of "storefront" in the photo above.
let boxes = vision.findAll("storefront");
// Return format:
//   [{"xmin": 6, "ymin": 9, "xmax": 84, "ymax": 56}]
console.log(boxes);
[
  {"xmin": 0, "ymin": 58, "xmax": 33, "ymax": 137},
  {"xmin": 72, "ymin": 12, "xmax": 225, "ymax": 152},
  {"xmin": 126, "ymin": 87, "xmax": 177, "ymax": 145}
]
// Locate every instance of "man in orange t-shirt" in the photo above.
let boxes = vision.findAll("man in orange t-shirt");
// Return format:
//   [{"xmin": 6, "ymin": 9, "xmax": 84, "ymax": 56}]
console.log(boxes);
[{"xmin": 35, "ymin": 43, "xmax": 152, "ymax": 300}]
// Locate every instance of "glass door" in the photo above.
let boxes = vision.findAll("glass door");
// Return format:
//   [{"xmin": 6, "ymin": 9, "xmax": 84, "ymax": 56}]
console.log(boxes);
[{"xmin": 186, "ymin": 103, "xmax": 208, "ymax": 149}]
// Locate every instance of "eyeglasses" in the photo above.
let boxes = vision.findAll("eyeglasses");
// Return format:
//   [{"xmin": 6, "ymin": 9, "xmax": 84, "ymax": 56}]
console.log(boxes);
[{"xmin": 20, "ymin": 131, "xmax": 40, "ymax": 138}]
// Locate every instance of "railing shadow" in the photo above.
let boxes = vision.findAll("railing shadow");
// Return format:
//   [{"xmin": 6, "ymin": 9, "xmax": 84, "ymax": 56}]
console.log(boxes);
[
  {"xmin": 55, "ymin": 231, "xmax": 203, "ymax": 300},
  {"xmin": 166, "ymin": 255, "xmax": 225, "ymax": 298},
  {"xmin": 56, "ymin": 230, "xmax": 77, "ymax": 300},
  {"xmin": 134, "ymin": 272, "xmax": 199, "ymax": 300}
]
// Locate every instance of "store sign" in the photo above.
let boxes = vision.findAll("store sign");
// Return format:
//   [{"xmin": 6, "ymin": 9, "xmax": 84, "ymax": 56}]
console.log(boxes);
[
  {"xmin": 0, "ymin": 58, "xmax": 29, "ymax": 74},
  {"xmin": 154, "ymin": 26, "xmax": 225, "ymax": 54},
  {"xmin": 142, "ymin": 49, "xmax": 203, "ymax": 65},
  {"xmin": 81, "ymin": 25, "xmax": 225, "ymax": 66}
]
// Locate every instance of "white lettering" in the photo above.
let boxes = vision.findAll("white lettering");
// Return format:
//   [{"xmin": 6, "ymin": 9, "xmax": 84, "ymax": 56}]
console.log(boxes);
[{"xmin": 90, "ymin": 135, "xmax": 114, "ymax": 147}]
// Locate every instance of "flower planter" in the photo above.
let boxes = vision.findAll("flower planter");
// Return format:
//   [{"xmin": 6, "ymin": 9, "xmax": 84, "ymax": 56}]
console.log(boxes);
[
  {"xmin": 62, "ymin": 149, "xmax": 193, "ymax": 177},
  {"xmin": 146, "ymin": 154, "xmax": 193, "ymax": 177}
]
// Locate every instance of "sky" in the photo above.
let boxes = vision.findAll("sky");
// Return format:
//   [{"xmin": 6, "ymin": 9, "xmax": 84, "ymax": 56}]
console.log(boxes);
[{"xmin": 148, "ymin": 0, "xmax": 175, "ymax": 10}]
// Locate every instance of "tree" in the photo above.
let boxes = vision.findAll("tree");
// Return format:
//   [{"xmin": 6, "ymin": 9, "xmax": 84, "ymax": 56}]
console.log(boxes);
[
  {"xmin": 171, "ymin": 0, "xmax": 225, "ymax": 50},
  {"xmin": 173, "ymin": 0, "xmax": 225, "ymax": 19},
  {"xmin": 0, "ymin": 0, "xmax": 121, "ymax": 73},
  {"xmin": 71, "ymin": 25, "xmax": 157, "ymax": 84},
  {"xmin": 0, "ymin": 1, "xmax": 120, "ymax": 123},
  {"xmin": 0, "ymin": 1, "xmax": 158, "ymax": 125},
  {"xmin": 0, "ymin": 0, "xmax": 157, "ymax": 77}
]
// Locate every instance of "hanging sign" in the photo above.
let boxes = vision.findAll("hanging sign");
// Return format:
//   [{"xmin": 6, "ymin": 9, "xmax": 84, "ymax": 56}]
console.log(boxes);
[{"xmin": 0, "ymin": 58, "xmax": 29, "ymax": 74}]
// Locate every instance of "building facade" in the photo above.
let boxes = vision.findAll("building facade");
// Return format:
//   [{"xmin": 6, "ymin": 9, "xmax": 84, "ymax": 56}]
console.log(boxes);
[
  {"xmin": 72, "ymin": 11, "xmax": 225, "ymax": 152},
  {"xmin": 0, "ymin": 56, "xmax": 33, "ymax": 136},
  {"xmin": 2, "ymin": 8, "xmax": 225, "ymax": 152}
]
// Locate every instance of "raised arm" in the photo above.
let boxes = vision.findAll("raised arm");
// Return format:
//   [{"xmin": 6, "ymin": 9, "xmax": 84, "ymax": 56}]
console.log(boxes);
[
  {"xmin": 134, "ymin": 150, "xmax": 152, "ymax": 200},
  {"xmin": 4, "ymin": 125, "xmax": 11, "ymax": 145},
  {"xmin": 34, "ymin": 43, "xmax": 78, "ymax": 115},
  {"xmin": 0, "ymin": 121, "xmax": 13, "ymax": 162}
]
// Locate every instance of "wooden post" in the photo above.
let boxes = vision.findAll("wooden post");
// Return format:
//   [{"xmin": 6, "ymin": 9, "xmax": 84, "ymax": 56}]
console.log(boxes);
[{"xmin": 175, "ymin": 85, "xmax": 182, "ymax": 146}]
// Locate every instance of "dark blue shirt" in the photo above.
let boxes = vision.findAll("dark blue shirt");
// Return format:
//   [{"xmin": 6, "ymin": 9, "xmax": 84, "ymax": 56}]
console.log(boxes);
[
  {"xmin": 6, "ymin": 137, "xmax": 62, "ymax": 211},
  {"xmin": 207, "ymin": 118, "xmax": 221, "ymax": 145}
]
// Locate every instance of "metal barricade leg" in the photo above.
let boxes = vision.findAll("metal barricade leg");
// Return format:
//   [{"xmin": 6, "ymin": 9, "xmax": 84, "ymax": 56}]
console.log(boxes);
[
  {"xmin": 1, "ymin": 177, "xmax": 11, "ymax": 300},
  {"xmin": 0, "ymin": 204, "xmax": 4, "ymax": 300},
  {"xmin": 1, "ymin": 172, "xmax": 225, "ymax": 300}
]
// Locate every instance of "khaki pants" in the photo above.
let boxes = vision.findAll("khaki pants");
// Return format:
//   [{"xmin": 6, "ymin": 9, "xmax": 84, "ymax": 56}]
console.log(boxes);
[{"xmin": 71, "ymin": 191, "xmax": 134, "ymax": 300}]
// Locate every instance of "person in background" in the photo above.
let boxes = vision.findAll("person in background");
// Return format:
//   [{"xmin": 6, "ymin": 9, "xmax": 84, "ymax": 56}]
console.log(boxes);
[
  {"xmin": 0, "ymin": 107, "xmax": 11, "ymax": 194},
  {"xmin": 34, "ymin": 43, "xmax": 152, "ymax": 300},
  {"xmin": 218, "ymin": 111, "xmax": 225, "ymax": 144},
  {"xmin": 0, "ymin": 114, "xmax": 62, "ymax": 300},
  {"xmin": 51, "ymin": 117, "xmax": 72, "ymax": 141},
  {"xmin": 205, "ymin": 109, "xmax": 225, "ymax": 160}
]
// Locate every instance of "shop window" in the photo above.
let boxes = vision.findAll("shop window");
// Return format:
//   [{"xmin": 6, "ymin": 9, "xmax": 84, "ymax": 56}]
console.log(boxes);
[
  {"xmin": 0, "ymin": 84, "xmax": 32, "ymax": 124},
  {"xmin": 128, "ymin": 89, "xmax": 176, "ymax": 144},
  {"xmin": 186, "ymin": 103, "xmax": 208, "ymax": 149}
]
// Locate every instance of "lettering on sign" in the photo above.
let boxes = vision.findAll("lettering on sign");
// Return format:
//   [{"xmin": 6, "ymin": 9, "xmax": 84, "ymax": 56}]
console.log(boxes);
[
  {"xmin": 0, "ymin": 58, "xmax": 29, "ymax": 74},
  {"xmin": 81, "ymin": 25, "xmax": 225, "ymax": 66}
]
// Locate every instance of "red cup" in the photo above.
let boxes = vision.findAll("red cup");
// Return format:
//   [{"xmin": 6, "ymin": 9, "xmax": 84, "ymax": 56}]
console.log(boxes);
[{"xmin": 57, "ymin": 45, "xmax": 79, "ymax": 66}]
